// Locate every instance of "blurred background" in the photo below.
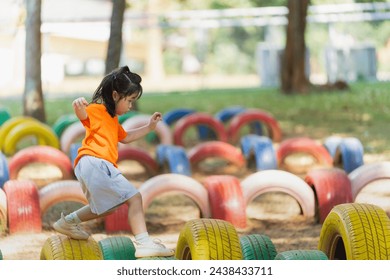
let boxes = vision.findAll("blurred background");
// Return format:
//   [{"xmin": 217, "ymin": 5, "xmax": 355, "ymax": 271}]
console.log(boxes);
[{"xmin": 0, "ymin": 0, "xmax": 389, "ymax": 97}]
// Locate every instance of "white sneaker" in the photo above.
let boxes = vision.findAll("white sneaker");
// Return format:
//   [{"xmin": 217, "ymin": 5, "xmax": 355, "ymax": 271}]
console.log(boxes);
[
  {"xmin": 53, "ymin": 213, "xmax": 89, "ymax": 240},
  {"xmin": 135, "ymin": 239, "xmax": 174, "ymax": 258}
]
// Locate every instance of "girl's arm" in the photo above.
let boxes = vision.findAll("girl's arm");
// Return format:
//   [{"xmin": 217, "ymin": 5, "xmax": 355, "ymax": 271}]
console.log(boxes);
[
  {"xmin": 72, "ymin": 97, "xmax": 89, "ymax": 121},
  {"xmin": 120, "ymin": 112, "xmax": 162, "ymax": 144}
]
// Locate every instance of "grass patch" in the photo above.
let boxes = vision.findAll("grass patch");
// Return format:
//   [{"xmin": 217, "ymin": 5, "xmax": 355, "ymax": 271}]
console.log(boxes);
[{"xmin": 1, "ymin": 81, "xmax": 390, "ymax": 154}]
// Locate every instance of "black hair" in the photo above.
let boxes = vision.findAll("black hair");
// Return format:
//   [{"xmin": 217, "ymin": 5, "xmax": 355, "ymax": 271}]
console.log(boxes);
[{"xmin": 91, "ymin": 66, "xmax": 143, "ymax": 117}]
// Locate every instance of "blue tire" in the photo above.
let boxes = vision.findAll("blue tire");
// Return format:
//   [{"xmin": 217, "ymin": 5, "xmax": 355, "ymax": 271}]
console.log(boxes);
[
  {"xmin": 323, "ymin": 136, "xmax": 343, "ymax": 158},
  {"xmin": 69, "ymin": 143, "xmax": 81, "ymax": 166},
  {"xmin": 240, "ymin": 135, "xmax": 277, "ymax": 170},
  {"xmin": 156, "ymin": 144, "xmax": 191, "ymax": 176},
  {"xmin": 216, "ymin": 106, "xmax": 263, "ymax": 135},
  {"xmin": 0, "ymin": 152, "xmax": 9, "ymax": 189},
  {"xmin": 334, "ymin": 137, "xmax": 364, "ymax": 173}
]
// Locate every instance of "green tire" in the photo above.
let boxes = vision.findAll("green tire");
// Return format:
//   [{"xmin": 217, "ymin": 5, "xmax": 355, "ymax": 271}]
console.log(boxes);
[
  {"xmin": 240, "ymin": 234, "xmax": 277, "ymax": 260},
  {"xmin": 99, "ymin": 236, "xmax": 136, "ymax": 260},
  {"xmin": 275, "ymin": 250, "xmax": 328, "ymax": 260}
]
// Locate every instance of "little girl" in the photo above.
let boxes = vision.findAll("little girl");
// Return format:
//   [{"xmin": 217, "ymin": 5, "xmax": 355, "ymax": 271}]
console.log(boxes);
[{"xmin": 53, "ymin": 65, "xmax": 174, "ymax": 258}]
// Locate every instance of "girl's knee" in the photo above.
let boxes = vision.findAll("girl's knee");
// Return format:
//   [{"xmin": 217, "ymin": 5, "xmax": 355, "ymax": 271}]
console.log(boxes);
[{"xmin": 127, "ymin": 192, "xmax": 142, "ymax": 204}]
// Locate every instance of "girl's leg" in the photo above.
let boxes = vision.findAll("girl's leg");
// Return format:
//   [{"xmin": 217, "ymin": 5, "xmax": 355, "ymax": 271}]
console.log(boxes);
[{"xmin": 126, "ymin": 193, "xmax": 147, "ymax": 235}]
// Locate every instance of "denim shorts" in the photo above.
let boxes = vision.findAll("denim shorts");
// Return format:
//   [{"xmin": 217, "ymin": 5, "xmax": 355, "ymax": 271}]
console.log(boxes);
[{"xmin": 74, "ymin": 155, "xmax": 139, "ymax": 215}]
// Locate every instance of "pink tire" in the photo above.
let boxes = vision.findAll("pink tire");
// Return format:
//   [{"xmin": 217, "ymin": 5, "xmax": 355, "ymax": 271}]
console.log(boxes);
[
  {"xmin": 203, "ymin": 175, "xmax": 247, "ymax": 229},
  {"xmin": 0, "ymin": 188, "xmax": 7, "ymax": 234},
  {"xmin": 38, "ymin": 180, "xmax": 88, "ymax": 214},
  {"xmin": 104, "ymin": 203, "xmax": 131, "ymax": 233},
  {"xmin": 121, "ymin": 114, "xmax": 173, "ymax": 145},
  {"xmin": 173, "ymin": 112, "xmax": 227, "ymax": 146},
  {"xmin": 3, "ymin": 180, "xmax": 42, "ymax": 233},
  {"xmin": 305, "ymin": 168, "xmax": 353, "ymax": 223},
  {"xmin": 8, "ymin": 145, "xmax": 74, "ymax": 181},
  {"xmin": 348, "ymin": 161, "xmax": 390, "ymax": 201},
  {"xmin": 187, "ymin": 141, "xmax": 245, "ymax": 170},
  {"xmin": 227, "ymin": 109, "xmax": 282, "ymax": 144},
  {"xmin": 138, "ymin": 173, "xmax": 210, "ymax": 218},
  {"xmin": 241, "ymin": 170, "xmax": 315, "ymax": 218},
  {"xmin": 277, "ymin": 137, "xmax": 333, "ymax": 171},
  {"xmin": 60, "ymin": 121, "xmax": 85, "ymax": 155}
]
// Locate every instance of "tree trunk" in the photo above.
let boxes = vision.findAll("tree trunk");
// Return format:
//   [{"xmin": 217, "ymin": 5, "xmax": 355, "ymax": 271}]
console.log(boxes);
[
  {"xmin": 24, "ymin": 0, "xmax": 46, "ymax": 122},
  {"xmin": 105, "ymin": 0, "xmax": 126, "ymax": 74},
  {"xmin": 281, "ymin": 0, "xmax": 310, "ymax": 94}
]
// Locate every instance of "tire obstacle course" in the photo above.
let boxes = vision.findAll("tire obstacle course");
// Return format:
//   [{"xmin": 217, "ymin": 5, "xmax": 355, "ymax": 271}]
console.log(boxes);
[{"xmin": 0, "ymin": 107, "xmax": 388, "ymax": 260}]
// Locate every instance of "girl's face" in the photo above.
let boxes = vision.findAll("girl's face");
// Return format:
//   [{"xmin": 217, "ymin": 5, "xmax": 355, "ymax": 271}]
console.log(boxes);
[{"xmin": 113, "ymin": 92, "xmax": 138, "ymax": 115}]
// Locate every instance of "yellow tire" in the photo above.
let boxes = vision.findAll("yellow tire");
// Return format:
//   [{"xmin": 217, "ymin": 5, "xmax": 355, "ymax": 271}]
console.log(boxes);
[
  {"xmin": 40, "ymin": 235, "xmax": 103, "ymax": 260},
  {"xmin": 3, "ymin": 121, "xmax": 59, "ymax": 156},
  {"xmin": 0, "ymin": 117, "xmax": 40, "ymax": 151},
  {"xmin": 175, "ymin": 218, "xmax": 242, "ymax": 260},
  {"xmin": 318, "ymin": 203, "xmax": 390, "ymax": 260}
]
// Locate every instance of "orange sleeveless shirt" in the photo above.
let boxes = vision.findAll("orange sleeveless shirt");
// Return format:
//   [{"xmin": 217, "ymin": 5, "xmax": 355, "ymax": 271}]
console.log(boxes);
[{"xmin": 74, "ymin": 104, "xmax": 127, "ymax": 168}]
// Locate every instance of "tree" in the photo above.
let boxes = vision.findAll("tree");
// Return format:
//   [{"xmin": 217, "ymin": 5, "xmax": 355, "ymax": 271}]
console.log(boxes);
[
  {"xmin": 280, "ymin": 0, "xmax": 310, "ymax": 94},
  {"xmin": 105, "ymin": 0, "xmax": 126, "ymax": 74},
  {"xmin": 24, "ymin": 0, "xmax": 46, "ymax": 122}
]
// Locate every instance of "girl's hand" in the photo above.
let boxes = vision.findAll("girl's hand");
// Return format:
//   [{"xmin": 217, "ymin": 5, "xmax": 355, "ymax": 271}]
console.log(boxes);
[
  {"xmin": 149, "ymin": 112, "xmax": 162, "ymax": 130},
  {"xmin": 72, "ymin": 97, "xmax": 88, "ymax": 120},
  {"xmin": 72, "ymin": 97, "xmax": 88, "ymax": 109}
]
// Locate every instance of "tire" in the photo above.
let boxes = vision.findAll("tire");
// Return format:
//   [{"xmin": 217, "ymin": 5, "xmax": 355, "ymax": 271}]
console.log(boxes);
[
  {"xmin": 0, "ymin": 107, "xmax": 11, "ymax": 126},
  {"xmin": 0, "ymin": 249, "xmax": 2, "ymax": 260},
  {"xmin": 60, "ymin": 121, "xmax": 85, "ymax": 155},
  {"xmin": 276, "ymin": 137, "xmax": 333, "ymax": 171},
  {"xmin": 318, "ymin": 203, "xmax": 390, "ymax": 260},
  {"xmin": 203, "ymin": 175, "xmax": 246, "ymax": 229},
  {"xmin": 240, "ymin": 135, "xmax": 277, "ymax": 170},
  {"xmin": 226, "ymin": 109, "xmax": 282, "ymax": 144},
  {"xmin": 0, "ymin": 188, "xmax": 7, "ymax": 234},
  {"xmin": 163, "ymin": 108, "xmax": 195, "ymax": 126},
  {"xmin": 121, "ymin": 114, "xmax": 173, "ymax": 145},
  {"xmin": 8, "ymin": 145, "xmax": 74, "ymax": 181},
  {"xmin": 40, "ymin": 235, "xmax": 103, "ymax": 260},
  {"xmin": 240, "ymin": 234, "xmax": 277, "ymax": 260},
  {"xmin": 118, "ymin": 111, "xmax": 139, "ymax": 124},
  {"xmin": 0, "ymin": 152, "xmax": 9, "ymax": 188},
  {"xmin": 104, "ymin": 203, "xmax": 131, "ymax": 233},
  {"xmin": 187, "ymin": 141, "xmax": 245, "ymax": 170},
  {"xmin": 304, "ymin": 168, "xmax": 353, "ymax": 223},
  {"xmin": 118, "ymin": 146, "xmax": 159, "ymax": 176},
  {"xmin": 98, "ymin": 236, "xmax": 136, "ymax": 260},
  {"xmin": 0, "ymin": 116, "xmax": 39, "ymax": 151},
  {"xmin": 52, "ymin": 114, "xmax": 78, "ymax": 138},
  {"xmin": 138, "ymin": 174, "xmax": 211, "ymax": 218},
  {"xmin": 241, "ymin": 170, "xmax": 315, "ymax": 218},
  {"xmin": 175, "ymin": 218, "xmax": 242, "ymax": 260},
  {"xmin": 3, "ymin": 121, "xmax": 60, "ymax": 156},
  {"xmin": 173, "ymin": 113, "xmax": 227, "ymax": 146},
  {"xmin": 333, "ymin": 137, "xmax": 364, "ymax": 174},
  {"xmin": 137, "ymin": 256, "xmax": 176, "ymax": 260},
  {"xmin": 38, "ymin": 180, "xmax": 88, "ymax": 215},
  {"xmin": 3, "ymin": 180, "xmax": 42, "ymax": 234},
  {"xmin": 155, "ymin": 144, "xmax": 191, "ymax": 176},
  {"xmin": 323, "ymin": 136, "xmax": 343, "ymax": 158},
  {"xmin": 215, "ymin": 106, "xmax": 263, "ymax": 135},
  {"xmin": 348, "ymin": 161, "xmax": 390, "ymax": 201},
  {"xmin": 274, "ymin": 250, "xmax": 328, "ymax": 260}
]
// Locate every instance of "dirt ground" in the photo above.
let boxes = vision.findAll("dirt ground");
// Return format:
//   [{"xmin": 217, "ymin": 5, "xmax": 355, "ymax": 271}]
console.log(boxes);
[{"xmin": 1, "ymin": 152, "xmax": 390, "ymax": 260}]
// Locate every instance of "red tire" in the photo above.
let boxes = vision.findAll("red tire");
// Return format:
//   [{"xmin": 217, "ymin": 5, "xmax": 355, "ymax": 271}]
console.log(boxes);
[
  {"xmin": 139, "ymin": 173, "xmax": 211, "ymax": 218},
  {"xmin": 305, "ymin": 168, "xmax": 353, "ymax": 223},
  {"xmin": 187, "ymin": 141, "xmax": 245, "ymax": 170},
  {"xmin": 3, "ymin": 180, "xmax": 42, "ymax": 233},
  {"xmin": 277, "ymin": 137, "xmax": 333, "ymax": 172},
  {"xmin": 118, "ymin": 146, "xmax": 159, "ymax": 176},
  {"xmin": 0, "ymin": 188, "xmax": 7, "ymax": 234},
  {"xmin": 38, "ymin": 180, "xmax": 88, "ymax": 215},
  {"xmin": 8, "ymin": 145, "xmax": 74, "ymax": 181},
  {"xmin": 104, "ymin": 203, "xmax": 131, "ymax": 233},
  {"xmin": 241, "ymin": 170, "xmax": 315, "ymax": 218},
  {"xmin": 173, "ymin": 112, "xmax": 227, "ymax": 146},
  {"xmin": 203, "ymin": 175, "xmax": 247, "ymax": 229},
  {"xmin": 348, "ymin": 161, "xmax": 390, "ymax": 201},
  {"xmin": 227, "ymin": 109, "xmax": 282, "ymax": 144}
]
